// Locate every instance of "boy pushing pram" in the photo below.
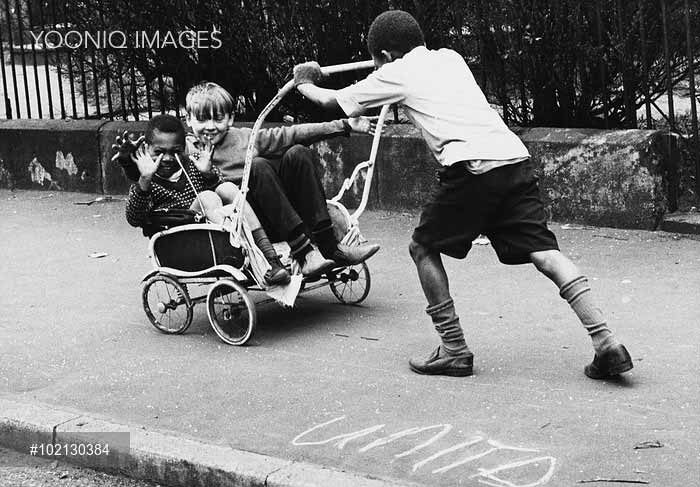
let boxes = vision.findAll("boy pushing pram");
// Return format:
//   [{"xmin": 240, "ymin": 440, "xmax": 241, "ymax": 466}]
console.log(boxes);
[{"xmin": 294, "ymin": 10, "xmax": 633, "ymax": 380}]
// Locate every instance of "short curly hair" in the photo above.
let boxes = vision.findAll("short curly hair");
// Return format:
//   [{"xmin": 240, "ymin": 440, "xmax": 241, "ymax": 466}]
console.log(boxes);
[
  {"xmin": 146, "ymin": 114, "xmax": 185, "ymax": 144},
  {"xmin": 367, "ymin": 10, "xmax": 425, "ymax": 58}
]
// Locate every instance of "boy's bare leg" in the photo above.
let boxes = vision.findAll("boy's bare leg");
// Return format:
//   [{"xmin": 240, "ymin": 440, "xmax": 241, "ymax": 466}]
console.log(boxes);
[
  {"xmin": 528, "ymin": 249, "xmax": 579, "ymax": 287},
  {"xmin": 215, "ymin": 182, "xmax": 263, "ymax": 229},
  {"xmin": 408, "ymin": 239, "xmax": 473, "ymax": 376},
  {"xmin": 408, "ymin": 240, "xmax": 451, "ymax": 306},
  {"xmin": 190, "ymin": 190, "xmax": 222, "ymax": 220},
  {"xmin": 530, "ymin": 249, "xmax": 633, "ymax": 379}
]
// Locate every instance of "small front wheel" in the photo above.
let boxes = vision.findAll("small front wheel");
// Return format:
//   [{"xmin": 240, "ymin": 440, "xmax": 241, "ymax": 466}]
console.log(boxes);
[
  {"xmin": 330, "ymin": 261, "xmax": 371, "ymax": 304},
  {"xmin": 206, "ymin": 280, "xmax": 257, "ymax": 345},
  {"xmin": 142, "ymin": 274, "xmax": 193, "ymax": 334}
]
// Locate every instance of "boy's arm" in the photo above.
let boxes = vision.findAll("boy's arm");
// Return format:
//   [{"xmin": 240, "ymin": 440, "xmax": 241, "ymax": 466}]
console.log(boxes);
[
  {"xmin": 125, "ymin": 147, "xmax": 162, "ymax": 228},
  {"xmin": 252, "ymin": 120, "xmax": 351, "ymax": 158},
  {"xmin": 294, "ymin": 61, "xmax": 405, "ymax": 117},
  {"xmin": 293, "ymin": 62, "xmax": 343, "ymax": 112},
  {"xmin": 125, "ymin": 182, "xmax": 154, "ymax": 228},
  {"xmin": 296, "ymin": 84, "xmax": 342, "ymax": 112}
]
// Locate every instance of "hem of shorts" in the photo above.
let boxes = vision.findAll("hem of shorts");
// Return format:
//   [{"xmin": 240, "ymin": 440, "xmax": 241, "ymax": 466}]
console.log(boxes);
[{"xmin": 497, "ymin": 245, "xmax": 560, "ymax": 265}]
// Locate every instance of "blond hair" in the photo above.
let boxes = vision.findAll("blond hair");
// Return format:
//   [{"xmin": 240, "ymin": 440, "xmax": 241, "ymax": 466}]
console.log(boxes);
[{"xmin": 185, "ymin": 81, "xmax": 236, "ymax": 120}]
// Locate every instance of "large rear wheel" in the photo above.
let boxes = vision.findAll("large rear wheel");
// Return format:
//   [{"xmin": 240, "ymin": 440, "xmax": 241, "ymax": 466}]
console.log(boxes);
[{"xmin": 206, "ymin": 280, "xmax": 257, "ymax": 345}]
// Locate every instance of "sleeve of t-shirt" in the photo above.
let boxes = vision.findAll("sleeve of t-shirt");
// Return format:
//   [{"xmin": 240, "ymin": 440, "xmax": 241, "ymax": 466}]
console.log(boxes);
[{"xmin": 336, "ymin": 66, "xmax": 407, "ymax": 117}]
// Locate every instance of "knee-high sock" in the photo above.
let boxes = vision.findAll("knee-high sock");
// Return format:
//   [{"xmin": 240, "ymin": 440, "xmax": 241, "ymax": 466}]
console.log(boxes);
[
  {"xmin": 288, "ymin": 225, "xmax": 312, "ymax": 261},
  {"xmin": 427, "ymin": 298, "xmax": 470, "ymax": 356},
  {"xmin": 559, "ymin": 276, "xmax": 619, "ymax": 352},
  {"xmin": 252, "ymin": 228, "xmax": 282, "ymax": 267}
]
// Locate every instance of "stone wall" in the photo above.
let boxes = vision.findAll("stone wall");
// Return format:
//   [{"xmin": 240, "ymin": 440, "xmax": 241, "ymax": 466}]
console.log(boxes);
[{"xmin": 0, "ymin": 120, "xmax": 679, "ymax": 230}]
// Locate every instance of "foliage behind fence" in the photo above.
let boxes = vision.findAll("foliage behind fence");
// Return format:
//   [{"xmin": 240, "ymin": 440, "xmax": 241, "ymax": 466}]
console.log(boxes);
[{"xmin": 1, "ymin": 0, "xmax": 698, "ymax": 202}]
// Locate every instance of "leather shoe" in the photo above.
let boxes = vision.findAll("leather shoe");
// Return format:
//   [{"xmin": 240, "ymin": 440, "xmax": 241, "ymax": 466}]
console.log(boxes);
[
  {"xmin": 300, "ymin": 248, "xmax": 335, "ymax": 277},
  {"xmin": 584, "ymin": 343, "xmax": 633, "ymax": 379},
  {"xmin": 331, "ymin": 242, "xmax": 380, "ymax": 266},
  {"xmin": 409, "ymin": 346, "xmax": 474, "ymax": 377},
  {"xmin": 264, "ymin": 265, "xmax": 291, "ymax": 286}
]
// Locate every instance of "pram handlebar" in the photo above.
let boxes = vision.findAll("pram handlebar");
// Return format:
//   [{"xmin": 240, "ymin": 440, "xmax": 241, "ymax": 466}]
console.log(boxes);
[
  {"xmin": 237, "ymin": 59, "xmax": 382, "ymax": 226},
  {"xmin": 320, "ymin": 59, "xmax": 375, "ymax": 75}
]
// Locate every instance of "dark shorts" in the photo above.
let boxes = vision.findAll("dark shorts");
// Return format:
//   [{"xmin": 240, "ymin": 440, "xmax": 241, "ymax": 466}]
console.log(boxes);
[{"xmin": 412, "ymin": 159, "xmax": 559, "ymax": 265}]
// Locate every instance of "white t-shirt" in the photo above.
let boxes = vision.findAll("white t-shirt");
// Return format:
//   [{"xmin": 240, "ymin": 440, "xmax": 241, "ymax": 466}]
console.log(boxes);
[{"xmin": 336, "ymin": 46, "xmax": 529, "ymax": 173}]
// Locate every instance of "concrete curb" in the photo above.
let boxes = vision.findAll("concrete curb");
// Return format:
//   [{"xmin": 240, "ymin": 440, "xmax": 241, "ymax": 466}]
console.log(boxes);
[
  {"xmin": 0, "ymin": 397, "xmax": 419, "ymax": 487},
  {"xmin": 660, "ymin": 211, "xmax": 700, "ymax": 234}
]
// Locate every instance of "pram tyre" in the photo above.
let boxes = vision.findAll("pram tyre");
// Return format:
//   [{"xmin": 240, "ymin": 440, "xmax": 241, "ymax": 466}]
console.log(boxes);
[
  {"xmin": 206, "ymin": 280, "xmax": 257, "ymax": 345},
  {"xmin": 330, "ymin": 261, "xmax": 371, "ymax": 304},
  {"xmin": 142, "ymin": 274, "xmax": 193, "ymax": 334}
]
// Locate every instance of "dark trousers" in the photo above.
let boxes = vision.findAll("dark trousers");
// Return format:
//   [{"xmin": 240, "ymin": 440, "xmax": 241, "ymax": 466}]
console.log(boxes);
[{"xmin": 246, "ymin": 144, "xmax": 330, "ymax": 243}]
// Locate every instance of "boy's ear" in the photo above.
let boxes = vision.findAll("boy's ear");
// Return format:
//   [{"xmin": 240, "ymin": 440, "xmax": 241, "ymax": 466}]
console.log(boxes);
[
  {"xmin": 227, "ymin": 115, "xmax": 234, "ymax": 127},
  {"xmin": 380, "ymin": 50, "xmax": 394, "ymax": 64}
]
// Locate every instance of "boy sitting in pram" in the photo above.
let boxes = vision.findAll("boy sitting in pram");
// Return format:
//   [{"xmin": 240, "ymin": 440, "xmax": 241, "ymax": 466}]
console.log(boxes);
[{"xmin": 116, "ymin": 114, "xmax": 291, "ymax": 287}]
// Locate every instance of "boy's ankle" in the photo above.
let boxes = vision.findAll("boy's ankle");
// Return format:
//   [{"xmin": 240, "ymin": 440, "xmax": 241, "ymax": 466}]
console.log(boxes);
[
  {"xmin": 594, "ymin": 332, "xmax": 620, "ymax": 353},
  {"xmin": 311, "ymin": 221, "xmax": 337, "ymax": 258}
]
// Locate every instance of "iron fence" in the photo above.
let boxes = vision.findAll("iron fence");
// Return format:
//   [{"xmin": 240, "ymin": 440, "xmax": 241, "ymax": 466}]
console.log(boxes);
[
  {"xmin": 0, "ymin": 0, "xmax": 177, "ymax": 120},
  {"xmin": 0, "ymin": 0, "xmax": 698, "ymax": 203}
]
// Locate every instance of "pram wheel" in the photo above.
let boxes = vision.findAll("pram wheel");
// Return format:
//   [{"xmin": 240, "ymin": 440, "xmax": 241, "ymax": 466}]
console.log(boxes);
[
  {"xmin": 330, "ymin": 261, "xmax": 371, "ymax": 304},
  {"xmin": 206, "ymin": 280, "xmax": 257, "ymax": 345},
  {"xmin": 142, "ymin": 274, "xmax": 193, "ymax": 334}
]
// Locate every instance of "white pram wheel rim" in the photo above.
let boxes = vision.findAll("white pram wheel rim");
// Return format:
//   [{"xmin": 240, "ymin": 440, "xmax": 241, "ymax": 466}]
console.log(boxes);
[
  {"xmin": 206, "ymin": 280, "xmax": 257, "ymax": 345},
  {"xmin": 142, "ymin": 274, "xmax": 193, "ymax": 334},
  {"xmin": 330, "ymin": 261, "xmax": 371, "ymax": 304}
]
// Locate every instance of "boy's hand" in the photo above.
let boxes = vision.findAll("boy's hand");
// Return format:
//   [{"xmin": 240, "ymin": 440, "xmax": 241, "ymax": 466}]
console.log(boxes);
[
  {"xmin": 347, "ymin": 116, "xmax": 385, "ymax": 136},
  {"xmin": 293, "ymin": 61, "xmax": 323, "ymax": 87},
  {"xmin": 110, "ymin": 130, "xmax": 145, "ymax": 162},
  {"xmin": 192, "ymin": 140, "xmax": 214, "ymax": 173},
  {"xmin": 131, "ymin": 144, "xmax": 161, "ymax": 179}
]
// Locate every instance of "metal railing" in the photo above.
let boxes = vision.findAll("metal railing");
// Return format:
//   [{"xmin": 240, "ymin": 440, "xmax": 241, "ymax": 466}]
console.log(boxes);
[
  {"xmin": 0, "ymin": 0, "xmax": 698, "ymax": 202},
  {"xmin": 0, "ymin": 0, "xmax": 176, "ymax": 120}
]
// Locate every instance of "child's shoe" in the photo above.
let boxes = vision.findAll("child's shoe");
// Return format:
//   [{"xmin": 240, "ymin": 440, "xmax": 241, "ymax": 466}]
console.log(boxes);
[
  {"xmin": 264, "ymin": 260, "xmax": 291, "ymax": 286},
  {"xmin": 300, "ymin": 248, "xmax": 334, "ymax": 277},
  {"xmin": 584, "ymin": 343, "xmax": 633, "ymax": 379},
  {"xmin": 331, "ymin": 242, "xmax": 380, "ymax": 266},
  {"xmin": 409, "ymin": 346, "xmax": 474, "ymax": 377}
]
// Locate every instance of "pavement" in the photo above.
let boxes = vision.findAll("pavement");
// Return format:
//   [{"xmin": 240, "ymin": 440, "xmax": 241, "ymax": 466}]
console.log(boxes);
[{"xmin": 1, "ymin": 189, "xmax": 699, "ymax": 487}]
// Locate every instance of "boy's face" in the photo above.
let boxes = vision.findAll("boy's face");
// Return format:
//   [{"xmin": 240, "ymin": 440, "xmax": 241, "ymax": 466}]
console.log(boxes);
[
  {"xmin": 187, "ymin": 112, "xmax": 234, "ymax": 146},
  {"xmin": 148, "ymin": 129, "xmax": 185, "ymax": 179}
]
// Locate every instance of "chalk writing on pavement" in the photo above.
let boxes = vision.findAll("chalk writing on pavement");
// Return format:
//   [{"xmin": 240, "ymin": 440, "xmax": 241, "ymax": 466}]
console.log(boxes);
[{"xmin": 293, "ymin": 416, "xmax": 556, "ymax": 487}]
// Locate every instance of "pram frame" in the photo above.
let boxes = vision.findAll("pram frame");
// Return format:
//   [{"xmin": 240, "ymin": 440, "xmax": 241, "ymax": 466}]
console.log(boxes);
[{"xmin": 141, "ymin": 60, "xmax": 386, "ymax": 345}]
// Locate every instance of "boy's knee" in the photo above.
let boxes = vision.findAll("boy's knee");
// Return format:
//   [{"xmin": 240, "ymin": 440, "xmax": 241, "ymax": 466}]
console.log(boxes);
[
  {"xmin": 409, "ymin": 239, "xmax": 429, "ymax": 262},
  {"xmin": 249, "ymin": 158, "xmax": 275, "ymax": 179},
  {"xmin": 195, "ymin": 190, "xmax": 222, "ymax": 210},
  {"xmin": 531, "ymin": 249, "xmax": 581, "ymax": 287},
  {"xmin": 283, "ymin": 144, "xmax": 316, "ymax": 165},
  {"xmin": 531, "ymin": 249, "xmax": 564, "ymax": 275},
  {"xmin": 215, "ymin": 182, "xmax": 241, "ymax": 203}
]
